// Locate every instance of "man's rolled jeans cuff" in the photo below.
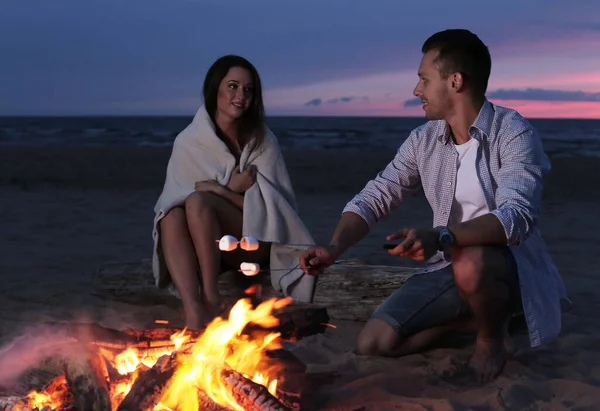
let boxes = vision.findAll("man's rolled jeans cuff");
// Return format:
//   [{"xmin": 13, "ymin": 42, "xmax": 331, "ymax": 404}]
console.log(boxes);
[{"xmin": 370, "ymin": 312, "xmax": 403, "ymax": 335}]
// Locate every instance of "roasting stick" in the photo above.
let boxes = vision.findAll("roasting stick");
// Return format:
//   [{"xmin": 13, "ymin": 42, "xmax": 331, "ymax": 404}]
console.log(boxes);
[
  {"xmin": 237, "ymin": 262, "xmax": 306, "ymax": 277},
  {"xmin": 218, "ymin": 235, "xmax": 403, "ymax": 277},
  {"xmin": 216, "ymin": 235, "xmax": 395, "ymax": 252}
]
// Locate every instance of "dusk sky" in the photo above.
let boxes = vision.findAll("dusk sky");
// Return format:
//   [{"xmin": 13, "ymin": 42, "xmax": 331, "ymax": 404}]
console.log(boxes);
[{"xmin": 2, "ymin": 0, "xmax": 600, "ymax": 118}]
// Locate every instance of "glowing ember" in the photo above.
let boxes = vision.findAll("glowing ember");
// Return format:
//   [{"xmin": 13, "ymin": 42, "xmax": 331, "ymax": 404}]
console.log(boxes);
[{"xmin": 9, "ymin": 375, "xmax": 70, "ymax": 411}]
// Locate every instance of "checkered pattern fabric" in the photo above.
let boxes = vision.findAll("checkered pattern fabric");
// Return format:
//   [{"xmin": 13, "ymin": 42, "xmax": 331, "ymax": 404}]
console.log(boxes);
[{"xmin": 343, "ymin": 100, "xmax": 568, "ymax": 347}]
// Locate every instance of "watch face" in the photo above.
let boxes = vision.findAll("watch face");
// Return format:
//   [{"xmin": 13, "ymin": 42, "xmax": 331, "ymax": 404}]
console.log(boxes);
[{"xmin": 440, "ymin": 233, "xmax": 452, "ymax": 245}]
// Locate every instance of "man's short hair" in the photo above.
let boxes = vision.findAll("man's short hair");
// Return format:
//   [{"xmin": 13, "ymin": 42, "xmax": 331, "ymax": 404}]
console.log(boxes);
[{"xmin": 422, "ymin": 29, "xmax": 491, "ymax": 96}]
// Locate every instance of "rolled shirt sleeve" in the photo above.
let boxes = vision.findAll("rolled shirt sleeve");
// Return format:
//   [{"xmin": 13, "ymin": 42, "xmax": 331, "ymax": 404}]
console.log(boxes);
[
  {"xmin": 490, "ymin": 128, "xmax": 551, "ymax": 245},
  {"xmin": 342, "ymin": 131, "xmax": 422, "ymax": 228}
]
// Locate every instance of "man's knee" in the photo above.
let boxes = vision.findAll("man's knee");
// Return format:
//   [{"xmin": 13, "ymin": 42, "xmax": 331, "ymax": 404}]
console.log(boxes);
[
  {"xmin": 451, "ymin": 246, "xmax": 509, "ymax": 295},
  {"xmin": 355, "ymin": 319, "xmax": 402, "ymax": 357}
]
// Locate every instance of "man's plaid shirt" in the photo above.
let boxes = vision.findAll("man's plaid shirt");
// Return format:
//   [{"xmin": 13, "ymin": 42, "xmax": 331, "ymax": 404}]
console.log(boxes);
[{"xmin": 343, "ymin": 100, "xmax": 568, "ymax": 347}]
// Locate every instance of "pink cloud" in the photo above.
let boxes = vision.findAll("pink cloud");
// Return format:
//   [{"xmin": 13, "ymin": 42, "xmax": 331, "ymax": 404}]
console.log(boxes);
[
  {"xmin": 493, "ymin": 71, "xmax": 600, "ymax": 91},
  {"xmin": 488, "ymin": 100, "xmax": 600, "ymax": 119},
  {"xmin": 286, "ymin": 99, "xmax": 600, "ymax": 119}
]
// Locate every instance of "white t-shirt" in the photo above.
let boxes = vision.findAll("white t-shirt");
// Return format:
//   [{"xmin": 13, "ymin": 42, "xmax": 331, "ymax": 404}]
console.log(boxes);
[{"xmin": 449, "ymin": 138, "xmax": 490, "ymax": 225}]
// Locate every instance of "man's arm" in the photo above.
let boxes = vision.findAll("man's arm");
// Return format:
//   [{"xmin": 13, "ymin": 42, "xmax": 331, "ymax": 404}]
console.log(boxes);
[
  {"xmin": 300, "ymin": 131, "xmax": 423, "ymax": 273},
  {"xmin": 450, "ymin": 128, "xmax": 550, "ymax": 247},
  {"xmin": 327, "ymin": 212, "xmax": 371, "ymax": 257},
  {"xmin": 331, "ymin": 132, "xmax": 422, "ymax": 255}
]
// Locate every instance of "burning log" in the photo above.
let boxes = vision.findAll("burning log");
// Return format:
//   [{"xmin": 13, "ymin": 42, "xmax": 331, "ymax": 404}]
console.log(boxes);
[
  {"xmin": 115, "ymin": 353, "xmax": 292, "ymax": 411},
  {"xmin": 92, "ymin": 258, "xmax": 418, "ymax": 321},
  {"xmin": 0, "ymin": 396, "xmax": 24, "ymax": 411},
  {"xmin": 43, "ymin": 305, "xmax": 329, "ymax": 358},
  {"xmin": 220, "ymin": 368, "xmax": 291, "ymax": 411},
  {"xmin": 116, "ymin": 354, "xmax": 177, "ymax": 411},
  {"xmin": 64, "ymin": 351, "xmax": 111, "ymax": 411},
  {"xmin": 2, "ymin": 289, "xmax": 311, "ymax": 411}
]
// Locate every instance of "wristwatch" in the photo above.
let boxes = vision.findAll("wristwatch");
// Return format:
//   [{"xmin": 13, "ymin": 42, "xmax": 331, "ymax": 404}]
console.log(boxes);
[{"xmin": 437, "ymin": 226, "xmax": 456, "ymax": 251}]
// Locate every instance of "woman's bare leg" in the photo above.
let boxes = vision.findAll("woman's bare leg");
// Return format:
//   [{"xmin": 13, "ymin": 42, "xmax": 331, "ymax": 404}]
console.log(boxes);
[
  {"xmin": 159, "ymin": 207, "xmax": 205, "ymax": 329},
  {"xmin": 184, "ymin": 191, "xmax": 249, "ymax": 316}
]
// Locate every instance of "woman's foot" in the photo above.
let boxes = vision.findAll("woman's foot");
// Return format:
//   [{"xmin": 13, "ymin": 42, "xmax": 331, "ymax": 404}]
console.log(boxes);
[
  {"xmin": 183, "ymin": 300, "xmax": 210, "ymax": 330},
  {"xmin": 204, "ymin": 299, "xmax": 228, "ymax": 321}
]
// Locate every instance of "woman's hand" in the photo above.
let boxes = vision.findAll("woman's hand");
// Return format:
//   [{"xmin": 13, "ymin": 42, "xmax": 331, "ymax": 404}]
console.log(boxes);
[
  {"xmin": 226, "ymin": 165, "xmax": 257, "ymax": 193},
  {"xmin": 194, "ymin": 180, "xmax": 222, "ymax": 193}
]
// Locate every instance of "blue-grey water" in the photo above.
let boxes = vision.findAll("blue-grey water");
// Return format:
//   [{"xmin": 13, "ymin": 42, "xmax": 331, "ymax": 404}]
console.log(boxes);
[{"xmin": 1, "ymin": 116, "xmax": 599, "ymax": 157}]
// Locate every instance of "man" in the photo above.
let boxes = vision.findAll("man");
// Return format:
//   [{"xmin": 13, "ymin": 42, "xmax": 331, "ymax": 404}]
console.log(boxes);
[{"xmin": 299, "ymin": 29, "xmax": 568, "ymax": 382}]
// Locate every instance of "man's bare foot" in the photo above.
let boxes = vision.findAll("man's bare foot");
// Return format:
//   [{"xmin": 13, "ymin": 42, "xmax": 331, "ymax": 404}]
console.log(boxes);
[{"xmin": 468, "ymin": 336, "xmax": 507, "ymax": 383}]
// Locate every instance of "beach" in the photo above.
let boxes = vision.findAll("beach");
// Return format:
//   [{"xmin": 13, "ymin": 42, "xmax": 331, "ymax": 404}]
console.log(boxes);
[{"xmin": 1, "ymin": 145, "xmax": 600, "ymax": 410}]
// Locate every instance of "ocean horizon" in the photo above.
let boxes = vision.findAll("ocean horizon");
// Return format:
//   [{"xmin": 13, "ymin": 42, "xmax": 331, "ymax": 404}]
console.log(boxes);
[{"xmin": 1, "ymin": 115, "xmax": 600, "ymax": 158}]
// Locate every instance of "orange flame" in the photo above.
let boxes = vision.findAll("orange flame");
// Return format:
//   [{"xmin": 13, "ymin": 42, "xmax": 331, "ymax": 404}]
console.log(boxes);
[
  {"xmin": 11, "ymin": 375, "xmax": 70, "ymax": 411},
  {"xmin": 157, "ymin": 296, "xmax": 292, "ymax": 411},
  {"xmin": 9, "ymin": 296, "xmax": 291, "ymax": 411}
]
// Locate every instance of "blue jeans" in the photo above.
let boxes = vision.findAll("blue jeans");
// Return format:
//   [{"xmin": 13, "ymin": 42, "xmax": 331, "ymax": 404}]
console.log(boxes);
[{"xmin": 371, "ymin": 247, "xmax": 521, "ymax": 338}]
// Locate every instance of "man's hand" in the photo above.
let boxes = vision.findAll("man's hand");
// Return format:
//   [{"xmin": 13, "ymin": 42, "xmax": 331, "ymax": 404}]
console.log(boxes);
[
  {"xmin": 386, "ymin": 228, "xmax": 439, "ymax": 261},
  {"xmin": 227, "ymin": 165, "xmax": 257, "ymax": 193},
  {"xmin": 194, "ymin": 179, "xmax": 221, "ymax": 192},
  {"xmin": 299, "ymin": 245, "xmax": 340, "ymax": 275}
]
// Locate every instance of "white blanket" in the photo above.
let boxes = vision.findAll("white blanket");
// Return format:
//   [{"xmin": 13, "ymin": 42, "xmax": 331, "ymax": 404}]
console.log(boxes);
[{"xmin": 151, "ymin": 105, "xmax": 316, "ymax": 302}]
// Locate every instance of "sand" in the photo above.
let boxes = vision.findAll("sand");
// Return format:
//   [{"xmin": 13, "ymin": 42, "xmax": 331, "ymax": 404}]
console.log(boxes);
[{"xmin": 1, "ymin": 145, "xmax": 600, "ymax": 410}]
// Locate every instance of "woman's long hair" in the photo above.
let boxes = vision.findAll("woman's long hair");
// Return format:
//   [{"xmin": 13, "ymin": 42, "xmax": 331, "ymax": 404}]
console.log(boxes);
[{"xmin": 203, "ymin": 55, "xmax": 266, "ymax": 152}]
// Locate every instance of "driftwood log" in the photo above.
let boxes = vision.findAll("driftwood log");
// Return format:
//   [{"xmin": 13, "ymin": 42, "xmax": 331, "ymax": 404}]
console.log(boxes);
[
  {"xmin": 92, "ymin": 259, "xmax": 417, "ymax": 321},
  {"xmin": 41, "ymin": 304, "xmax": 329, "ymax": 357}
]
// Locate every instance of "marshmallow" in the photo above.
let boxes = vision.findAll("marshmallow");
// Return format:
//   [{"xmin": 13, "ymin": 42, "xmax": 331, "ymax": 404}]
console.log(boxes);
[
  {"xmin": 240, "ymin": 235, "xmax": 259, "ymax": 251},
  {"xmin": 218, "ymin": 235, "xmax": 239, "ymax": 252},
  {"xmin": 240, "ymin": 262, "xmax": 261, "ymax": 276}
]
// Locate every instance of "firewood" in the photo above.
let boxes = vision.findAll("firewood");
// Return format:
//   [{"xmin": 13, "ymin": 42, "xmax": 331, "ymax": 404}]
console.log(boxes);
[
  {"xmin": 220, "ymin": 368, "xmax": 291, "ymax": 411},
  {"xmin": 43, "ymin": 305, "xmax": 328, "ymax": 359},
  {"xmin": 0, "ymin": 396, "xmax": 22, "ymax": 410},
  {"xmin": 262, "ymin": 349, "xmax": 306, "ymax": 410},
  {"xmin": 196, "ymin": 391, "xmax": 230, "ymax": 411},
  {"xmin": 64, "ymin": 351, "xmax": 111, "ymax": 411},
  {"xmin": 116, "ymin": 353, "xmax": 178, "ymax": 411}
]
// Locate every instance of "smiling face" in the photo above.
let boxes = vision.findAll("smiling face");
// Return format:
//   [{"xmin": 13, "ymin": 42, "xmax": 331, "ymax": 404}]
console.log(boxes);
[
  {"xmin": 216, "ymin": 66, "xmax": 255, "ymax": 123},
  {"xmin": 413, "ymin": 49, "xmax": 454, "ymax": 121}
]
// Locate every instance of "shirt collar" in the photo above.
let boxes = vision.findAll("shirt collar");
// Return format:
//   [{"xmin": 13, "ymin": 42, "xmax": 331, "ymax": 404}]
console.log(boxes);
[{"xmin": 437, "ymin": 99, "xmax": 494, "ymax": 144}]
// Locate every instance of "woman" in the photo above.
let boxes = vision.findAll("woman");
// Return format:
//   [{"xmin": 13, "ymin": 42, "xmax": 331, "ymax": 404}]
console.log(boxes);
[{"xmin": 152, "ymin": 55, "xmax": 315, "ymax": 329}]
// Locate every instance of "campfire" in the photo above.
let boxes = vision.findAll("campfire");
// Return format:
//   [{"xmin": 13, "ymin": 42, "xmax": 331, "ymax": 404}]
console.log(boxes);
[{"xmin": 0, "ymin": 293, "xmax": 328, "ymax": 411}]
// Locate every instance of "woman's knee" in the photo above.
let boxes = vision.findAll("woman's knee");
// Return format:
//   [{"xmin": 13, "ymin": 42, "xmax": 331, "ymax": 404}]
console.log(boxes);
[
  {"xmin": 184, "ymin": 191, "xmax": 216, "ymax": 217},
  {"xmin": 161, "ymin": 207, "xmax": 187, "ymax": 232}
]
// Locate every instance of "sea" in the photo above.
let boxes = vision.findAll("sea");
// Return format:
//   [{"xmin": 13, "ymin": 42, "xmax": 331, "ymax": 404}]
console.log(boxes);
[{"xmin": 1, "ymin": 115, "xmax": 599, "ymax": 157}]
